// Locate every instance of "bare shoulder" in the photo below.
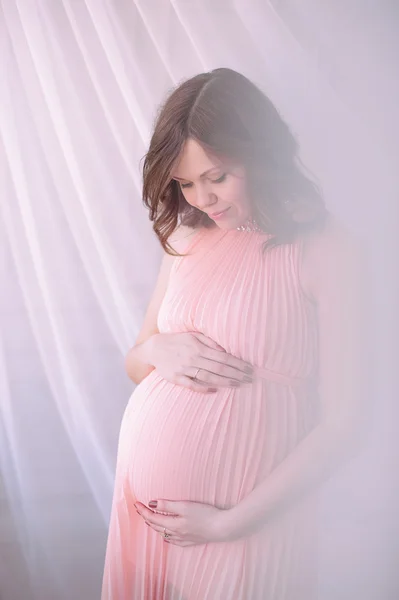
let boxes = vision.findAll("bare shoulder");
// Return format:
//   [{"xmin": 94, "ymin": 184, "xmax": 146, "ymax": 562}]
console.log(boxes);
[
  {"xmin": 168, "ymin": 225, "xmax": 201, "ymax": 254},
  {"xmin": 301, "ymin": 215, "xmax": 366, "ymax": 301}
]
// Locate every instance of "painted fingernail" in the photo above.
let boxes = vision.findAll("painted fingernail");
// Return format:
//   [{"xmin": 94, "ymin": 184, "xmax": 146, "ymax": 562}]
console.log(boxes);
[
  {"xmin": 245, "ymin": 366, "xmax": 253, "ymax": 374},
  {"xmin": 244, "ymin": 376, "xmax": 253, "ymax": 383},
  {"xmin": 149, "ymin": 501, "xmax": 157, "ymax": 509},
  {"xmin": 208, "ymin": 388, "xmax": 217, "ymax": 393}
]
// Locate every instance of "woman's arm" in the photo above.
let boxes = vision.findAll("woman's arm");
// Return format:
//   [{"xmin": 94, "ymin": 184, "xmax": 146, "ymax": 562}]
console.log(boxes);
[
  {"xmin": 125, "ymin": 253, "xmax": 173, "ymax": 385},
  {"xmin": 220, "ymin": 219, "xmax": 370, "ymax": 538},
  {"xmin": 125, "ymin": 226, "xmax": 198, "ymax": 385}
]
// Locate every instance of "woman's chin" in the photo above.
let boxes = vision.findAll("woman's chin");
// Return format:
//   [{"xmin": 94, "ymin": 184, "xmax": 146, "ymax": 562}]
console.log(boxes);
[
  {"xmin": 214, "ymin": 224, "xmax": 236, "ymax": 232},
  {"xmin": 215, "ymin": 220, "xmax": 243, "ymax": 231},
  {"xmin": 212, "ymin": 217, "xmax": 240, "ymax": 230}
]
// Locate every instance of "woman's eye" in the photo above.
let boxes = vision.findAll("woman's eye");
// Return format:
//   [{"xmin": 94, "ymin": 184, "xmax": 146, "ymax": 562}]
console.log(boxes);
[
  {"xmin": 179, "ymin": 173, "xmax": 226, "ymax": 189},
  {"xmin": 211, "ymin": 173, "xmax": 227, "ymax": 184}
]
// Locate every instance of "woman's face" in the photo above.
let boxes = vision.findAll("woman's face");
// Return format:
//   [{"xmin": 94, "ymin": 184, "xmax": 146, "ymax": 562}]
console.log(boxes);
[{"xmin": 171, "ymin": 139, "xmax": 251, "ymax": 230}]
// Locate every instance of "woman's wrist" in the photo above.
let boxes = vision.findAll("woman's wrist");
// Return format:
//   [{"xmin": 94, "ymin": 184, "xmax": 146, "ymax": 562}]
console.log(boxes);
[
  {"xmin": 142, "ymin": 333, "xmax": 161, "ymax": 365},
  {"xmin": 125, "ymin": 334, "xmax": 160, "ymax": 383},
  {"xmin": 216, "ymin": 506, "xmax": 257, "ymax": 543},
  {"xmin": 217, "ymin": 503, "xmax": 271, "ymax": 543}
]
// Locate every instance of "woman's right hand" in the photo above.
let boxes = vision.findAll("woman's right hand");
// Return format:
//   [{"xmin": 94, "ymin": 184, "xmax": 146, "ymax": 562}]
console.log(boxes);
[{"xmin": 146, "ymin": 332, "xmax": 254, "ymax": 393}]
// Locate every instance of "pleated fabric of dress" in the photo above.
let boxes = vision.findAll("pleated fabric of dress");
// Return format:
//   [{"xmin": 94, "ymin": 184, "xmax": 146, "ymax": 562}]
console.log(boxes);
[{"xmin": 102, "ymin": 226, "xmax": 320, "ymax": 600}]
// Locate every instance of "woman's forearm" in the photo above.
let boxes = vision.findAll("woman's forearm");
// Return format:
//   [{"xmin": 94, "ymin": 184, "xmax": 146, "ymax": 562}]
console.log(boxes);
[
  {"xmin": 125, "ymin": 335, "xmax": 158, "ymax": 384},
  {"xmin": 221, "ymin": 421, "xmax": 362, "ymax": 539}
]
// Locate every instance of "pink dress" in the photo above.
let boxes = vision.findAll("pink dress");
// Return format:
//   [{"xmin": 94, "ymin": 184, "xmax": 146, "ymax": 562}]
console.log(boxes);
[{"xmin": 102, "ymin": 226, "xmax": 319, "ymax": 599}]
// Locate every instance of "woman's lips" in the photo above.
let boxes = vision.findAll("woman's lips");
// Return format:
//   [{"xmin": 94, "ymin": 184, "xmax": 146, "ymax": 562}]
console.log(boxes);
[{"xmin": 209, "ymin": 207, "xmax": 231, "ymax": 220}]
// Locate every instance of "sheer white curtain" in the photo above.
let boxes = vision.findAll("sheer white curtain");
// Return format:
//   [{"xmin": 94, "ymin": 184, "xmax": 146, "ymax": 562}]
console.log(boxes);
[{"xmin": 0, "ymin": 2, "xmax": 397, "ymax": 599}]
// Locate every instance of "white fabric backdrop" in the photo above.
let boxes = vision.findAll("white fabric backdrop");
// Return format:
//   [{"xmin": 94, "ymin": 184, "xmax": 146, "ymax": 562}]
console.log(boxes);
[{"xmin": 0, "ymin": 2, "xmax": 397, "ymax": 599}]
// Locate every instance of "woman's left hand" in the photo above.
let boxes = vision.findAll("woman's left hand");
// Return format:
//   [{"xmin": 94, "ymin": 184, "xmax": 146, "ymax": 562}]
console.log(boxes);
[{"xmin": 134, "ymin": 499, "xmax": 233, "ymax": 547}]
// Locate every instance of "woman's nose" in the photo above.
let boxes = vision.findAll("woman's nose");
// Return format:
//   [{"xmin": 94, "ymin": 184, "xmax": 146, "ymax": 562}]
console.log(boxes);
[{"xmin": 195, "ymin": 189, "xmax": 217, "ymax": 210}]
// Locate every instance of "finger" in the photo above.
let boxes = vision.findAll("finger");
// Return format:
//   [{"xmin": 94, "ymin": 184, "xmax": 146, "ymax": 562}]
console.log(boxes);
[
  {"xmin": 138, "ymin": 509, "xmax": 180, "ymax": 531},
  {"xmin": 200, "ymin": 353, "xmax": 254, "ymax": 379},
  {"xmin": 149, "ymin": 499, "xmax": 188, "ymax": 514},
  {"xmin": 134, "ymin": 503, "xmax": 154, "ymax": 520},
  {"xmin": 186, "ymin": 362, "xmax": 253, "ymax": 386},
  {"xmin": 146, "ymin": 525, "xmax": 183, "ymax": 543},
  {"xmin": 185, "ymin": 366, "xmax": 242, "ymax": 387},
  {"xmin": 191, "ymin": 333, "xmax": 225, "ymax": 351},
  {"xmin": 135, "ymin": 503, "xmax": 169, "ymax": 524},
  {"xmin": 175, "ymin": 374, "xmax": 218, "ymax": 394},
  {"xmin": 207, "ymin": 351, "xmax": 254, "ymax": 376},
  {"xmin": 146, "ymin": 523, "xmax": 182, "ymax": 540}
]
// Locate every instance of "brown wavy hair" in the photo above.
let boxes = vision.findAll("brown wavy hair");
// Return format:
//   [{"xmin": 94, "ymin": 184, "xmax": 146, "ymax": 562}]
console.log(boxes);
[{"xmin": 142, "ymin": 67, "xmax": 327, "ymax": 255}]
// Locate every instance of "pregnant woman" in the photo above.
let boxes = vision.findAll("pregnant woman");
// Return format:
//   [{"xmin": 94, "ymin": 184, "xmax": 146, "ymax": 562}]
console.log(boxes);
[{"xmin": 102, "ymin": 68, "xmax": 365, "ymax": 599}]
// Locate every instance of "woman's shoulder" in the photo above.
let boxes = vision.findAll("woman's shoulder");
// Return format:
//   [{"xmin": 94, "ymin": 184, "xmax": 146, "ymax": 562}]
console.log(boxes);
[
  {"xmin": 167, "ymin": 225, "xmax": 203, "ymax": 254},
  {"xmin": 300, "ymin": 214, "xmax": 366, "ymax": 301},
  {"xmin": 304, "ymin": 214, "xmax": 364, "ymax": 258}
]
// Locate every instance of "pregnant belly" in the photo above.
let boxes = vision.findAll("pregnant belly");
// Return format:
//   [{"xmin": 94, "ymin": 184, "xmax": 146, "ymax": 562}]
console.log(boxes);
[{"xmin": 116, "ymin": 370, "xmax": 263, "ymax": 510}]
